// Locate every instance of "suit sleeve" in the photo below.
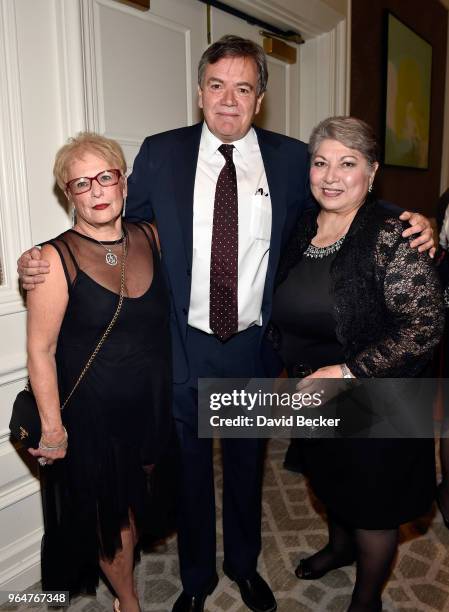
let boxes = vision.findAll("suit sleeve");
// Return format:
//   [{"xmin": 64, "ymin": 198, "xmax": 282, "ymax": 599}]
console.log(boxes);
[
  {"xmin": 292, "ymin": 146, "xmax": 314, "ymax": 215},
  {"xmin": 125, "ymin": 137, "xmax": 155, "ymax": 223},
  {"xmin": 302, "ymin": 151, "xmax": 315, "ymax": 212},
  {"xmin": 279, "ymin": 144, "xmax": 314, "ymax": 250},
  {"xmin": 377, "ymin": 199, "xmax": 403, "ymax": 215}
]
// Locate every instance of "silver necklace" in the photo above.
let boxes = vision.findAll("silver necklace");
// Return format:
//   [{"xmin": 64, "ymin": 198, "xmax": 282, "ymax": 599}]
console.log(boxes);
[
  {"xmin": 304, "ymin": 234, "xmax": 346, "ymax": 259},
  {"xmin": 77, "ymin": 227, "xmax": 125, "ymax": 266}
]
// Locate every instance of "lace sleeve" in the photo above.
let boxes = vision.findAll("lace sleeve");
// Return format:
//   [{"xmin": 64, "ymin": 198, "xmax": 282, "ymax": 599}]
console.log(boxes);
[{"xmin": 347, "ymin": 225, "xmax": 445, "ymax": 378}]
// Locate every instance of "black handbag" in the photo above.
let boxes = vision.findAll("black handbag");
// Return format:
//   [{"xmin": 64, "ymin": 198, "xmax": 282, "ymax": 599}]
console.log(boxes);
[
  {"xmin": 9, "ymin": 237, "xmax": 127, "ymax": 449},
  {"xmin": 9, "ymin": 384, "xmax": 42, "ymax": 449}
]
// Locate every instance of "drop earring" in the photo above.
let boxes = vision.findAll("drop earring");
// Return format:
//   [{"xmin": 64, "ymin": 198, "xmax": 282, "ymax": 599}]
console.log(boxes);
[
  {"xmin": 71, "ymin": 206, "xmax": 77, "ymax": 226},
  {"xmin": 122, "ymin": 196, "xmax": 127, "ymax": 217},
  {"xmin": 368, "ymin": 183, "xmax": 373, "ymax": 193}
]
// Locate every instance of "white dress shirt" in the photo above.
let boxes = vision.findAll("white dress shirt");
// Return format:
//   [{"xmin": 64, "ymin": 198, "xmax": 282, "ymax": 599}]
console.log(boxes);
[{"xmin": 188, "ymin": 123, "xmax": 272, "ymax": 334}]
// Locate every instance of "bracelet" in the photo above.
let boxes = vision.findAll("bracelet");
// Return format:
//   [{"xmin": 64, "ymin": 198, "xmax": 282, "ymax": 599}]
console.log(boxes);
[
  {"xmin": 340, "ymin": 363, "xmax": 354, "ymax": 379},
  {"xmin": 39, "ymin": 426, "xmax": 68, "ymax": 451}
]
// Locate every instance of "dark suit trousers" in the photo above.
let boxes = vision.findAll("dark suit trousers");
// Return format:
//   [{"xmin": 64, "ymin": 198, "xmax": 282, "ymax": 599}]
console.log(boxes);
[{"xmin": 173, "ymin": 325, "xmax": 266, "ymax": 595}]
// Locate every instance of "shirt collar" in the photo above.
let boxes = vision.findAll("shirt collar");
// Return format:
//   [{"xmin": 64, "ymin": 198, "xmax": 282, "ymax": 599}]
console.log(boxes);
[{"xmin": 200, "ymin": 122, "xmax": 257, "ymax": 161}]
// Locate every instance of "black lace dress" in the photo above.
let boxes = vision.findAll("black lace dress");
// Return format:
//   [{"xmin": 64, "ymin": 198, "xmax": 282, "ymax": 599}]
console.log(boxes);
[
  {"xmin": 39, "ymin": 221, "xmax": 174, "ymax": 593},
  {"xmin": 270, "ymin": 198, "xmax": 444, "ymax": 529}
]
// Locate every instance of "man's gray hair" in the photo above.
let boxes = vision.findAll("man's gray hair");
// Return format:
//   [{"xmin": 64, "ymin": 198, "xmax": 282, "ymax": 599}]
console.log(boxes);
[
  {"xmin": 198, "ymin": 35, "xmax": 268, "ymax": 97},
  {"xmin": 309, "ymin": 116, "xmax": 379, "ymax": 167}
]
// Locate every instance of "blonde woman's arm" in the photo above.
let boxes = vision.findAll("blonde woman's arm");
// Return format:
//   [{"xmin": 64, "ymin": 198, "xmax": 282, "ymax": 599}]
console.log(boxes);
[{"xmin": 26, "ymin": 244, "xmax": 69, "ymax": 464}]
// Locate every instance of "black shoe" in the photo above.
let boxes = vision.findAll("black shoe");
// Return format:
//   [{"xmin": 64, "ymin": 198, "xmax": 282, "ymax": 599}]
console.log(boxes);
[
  {"xmin": 223, "ymin": 566, "xmax": 277, "ymax": 612},
  {"xmin": 172, "ymin": 576, "xmax": 218, "ymax": 612},
  {"xmin": 295, "ymin": 558, "xmax": 326, "ymax": 580},
  {"xmin": 295, "ymin": 555, "xmax": 354, "ymax": 580},
  {"xmin": 283, "ymin": 459, "xmax": 305, "ymax": 474},
  {"xmin": 437, "ymin": 484, "xmax": 449, "ymax": 529}
]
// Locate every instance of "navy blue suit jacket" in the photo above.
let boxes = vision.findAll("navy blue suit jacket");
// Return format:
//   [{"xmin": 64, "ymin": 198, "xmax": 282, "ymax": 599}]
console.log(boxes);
[{"xmin": 126, "ymin": 122, "xmax": 310, "ymax": 383}]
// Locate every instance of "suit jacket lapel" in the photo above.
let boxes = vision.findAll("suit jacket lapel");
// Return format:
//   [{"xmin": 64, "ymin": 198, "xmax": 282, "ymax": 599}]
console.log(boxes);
[
  {"xmin": 255, "ymin": 126, "xmax": 288, "ymax": 298},
  {"xmin": 171, "ymin": 122, "xmax": 203, "ymax": 265}
]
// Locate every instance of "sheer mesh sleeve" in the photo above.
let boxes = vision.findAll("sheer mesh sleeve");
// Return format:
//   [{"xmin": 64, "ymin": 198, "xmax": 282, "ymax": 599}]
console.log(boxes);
[
  {"xmin": 44, "ymin": 239, "xmax": 79, "ymax": 287},
  {"xmin": 347, "ymin": 220, "xmax": 445, "ymax": 378}
]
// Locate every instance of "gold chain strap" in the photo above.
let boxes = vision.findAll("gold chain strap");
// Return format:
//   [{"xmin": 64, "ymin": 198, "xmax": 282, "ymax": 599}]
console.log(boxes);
[{"xmin": 60, "ymin": 234, "xmax": 128, "ymax": 410}]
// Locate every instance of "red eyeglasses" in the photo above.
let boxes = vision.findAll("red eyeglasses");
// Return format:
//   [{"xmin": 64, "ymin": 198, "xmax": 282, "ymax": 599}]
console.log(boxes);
[{"xmin": 66, "ymin": 169, "xmax": 122, "ymax": 195}]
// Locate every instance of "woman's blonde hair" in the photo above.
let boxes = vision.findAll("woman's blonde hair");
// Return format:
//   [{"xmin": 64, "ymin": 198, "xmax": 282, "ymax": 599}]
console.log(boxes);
[{"xmin": 53, "ymin": 132, "xmax": 127, "ymax": 191}]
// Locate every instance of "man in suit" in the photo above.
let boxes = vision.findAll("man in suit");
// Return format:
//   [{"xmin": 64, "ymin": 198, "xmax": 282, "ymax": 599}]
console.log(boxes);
[
  {"xmin": 19, "ymin": 35, "xmax": 433, "ymax": 612},
  {"xmin": 124, "ymin": 36, "xmax": 307, "ymax": 612}
]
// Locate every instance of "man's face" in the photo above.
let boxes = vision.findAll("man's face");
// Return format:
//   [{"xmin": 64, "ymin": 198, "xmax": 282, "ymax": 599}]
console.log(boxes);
[{"xmin": 198, "ymin": 56, "xmax": 264, "ymax": 143}]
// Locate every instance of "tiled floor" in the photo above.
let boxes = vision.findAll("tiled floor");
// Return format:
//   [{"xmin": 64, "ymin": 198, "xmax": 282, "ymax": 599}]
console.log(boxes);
[{"xmin": 2, "ymin": 438, "xmax": 449, "ymax": 611}]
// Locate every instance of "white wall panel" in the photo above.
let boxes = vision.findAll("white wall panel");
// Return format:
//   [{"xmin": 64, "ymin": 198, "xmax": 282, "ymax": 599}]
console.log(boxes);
[
  {"xmin": 299, "ymin": 23, "xmax": 348, "ymax": 143},
  {"xmin": 99, "ymin": 8, "xmax": 190, "ymax": 136},
  {"xmin": 145, "ymin": 0, "xmax": 206, "ymax": 121},
  {"xmin": 14, "ymin": 0, "xmax": 70, "ymax": 246},
  {"xmin": 256, "ymin": 59, "xmax": 287, "ymax": 135},
  {"xmin": 0, "ymin": 0, "xmax": 32, "ymax": 316},
  {"xmin": 0, "ymin": 0, "xmax": 71, "ymax": 599},
  {"xmin": 0, "ymin": 371, "xmax": 26, "ymax": 431},
  {"xmin": 0, "ymin": 512, "xmax": 42, "ymax": 598},
  {"xmin": 91, "ymin": 1, "xmax": 191, "ymax": 136},
  {"xmin": 82, "ymin": 0, "xmax": 206, "ymax": 166}
]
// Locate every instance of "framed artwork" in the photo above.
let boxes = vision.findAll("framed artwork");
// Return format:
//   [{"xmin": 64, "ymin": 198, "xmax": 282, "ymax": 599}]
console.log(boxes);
[{"xmin": 384, "ymin": 13, "xmax": 432, "ymax": 169}]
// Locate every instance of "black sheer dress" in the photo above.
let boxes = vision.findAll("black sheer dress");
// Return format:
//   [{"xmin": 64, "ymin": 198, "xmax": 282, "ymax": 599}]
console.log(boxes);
[
  {"xmin": 270, "ymin": 200, "xmax": 444, "ymax": 529},
  {"xmin": 39, "ymin": 221, "xmax": 173, "ymax": 594}
]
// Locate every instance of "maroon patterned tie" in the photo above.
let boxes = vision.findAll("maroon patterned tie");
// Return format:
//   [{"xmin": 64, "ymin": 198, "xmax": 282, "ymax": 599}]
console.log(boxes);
[{"xmin": 209, "ymin": 144, "xmax": 238, "ymax": 341}]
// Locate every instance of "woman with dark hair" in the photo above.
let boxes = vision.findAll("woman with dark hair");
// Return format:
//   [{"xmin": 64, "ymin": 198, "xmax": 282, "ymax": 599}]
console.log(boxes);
[{"xmin": 270, "ymin": 116, "xmax": 444, "ymax": 611}]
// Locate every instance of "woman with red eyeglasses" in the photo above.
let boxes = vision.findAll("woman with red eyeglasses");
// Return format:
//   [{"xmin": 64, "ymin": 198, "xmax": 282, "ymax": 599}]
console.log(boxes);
[{"xmin": 25, "ymin": 133, "xmax": 174, "ymax": 611}]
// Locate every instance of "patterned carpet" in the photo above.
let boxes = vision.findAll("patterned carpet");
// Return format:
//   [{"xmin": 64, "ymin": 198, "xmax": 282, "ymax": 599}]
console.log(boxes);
[{"xmin": 2, "ymin": 438, "xmax": 449, "ymax": 611}]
